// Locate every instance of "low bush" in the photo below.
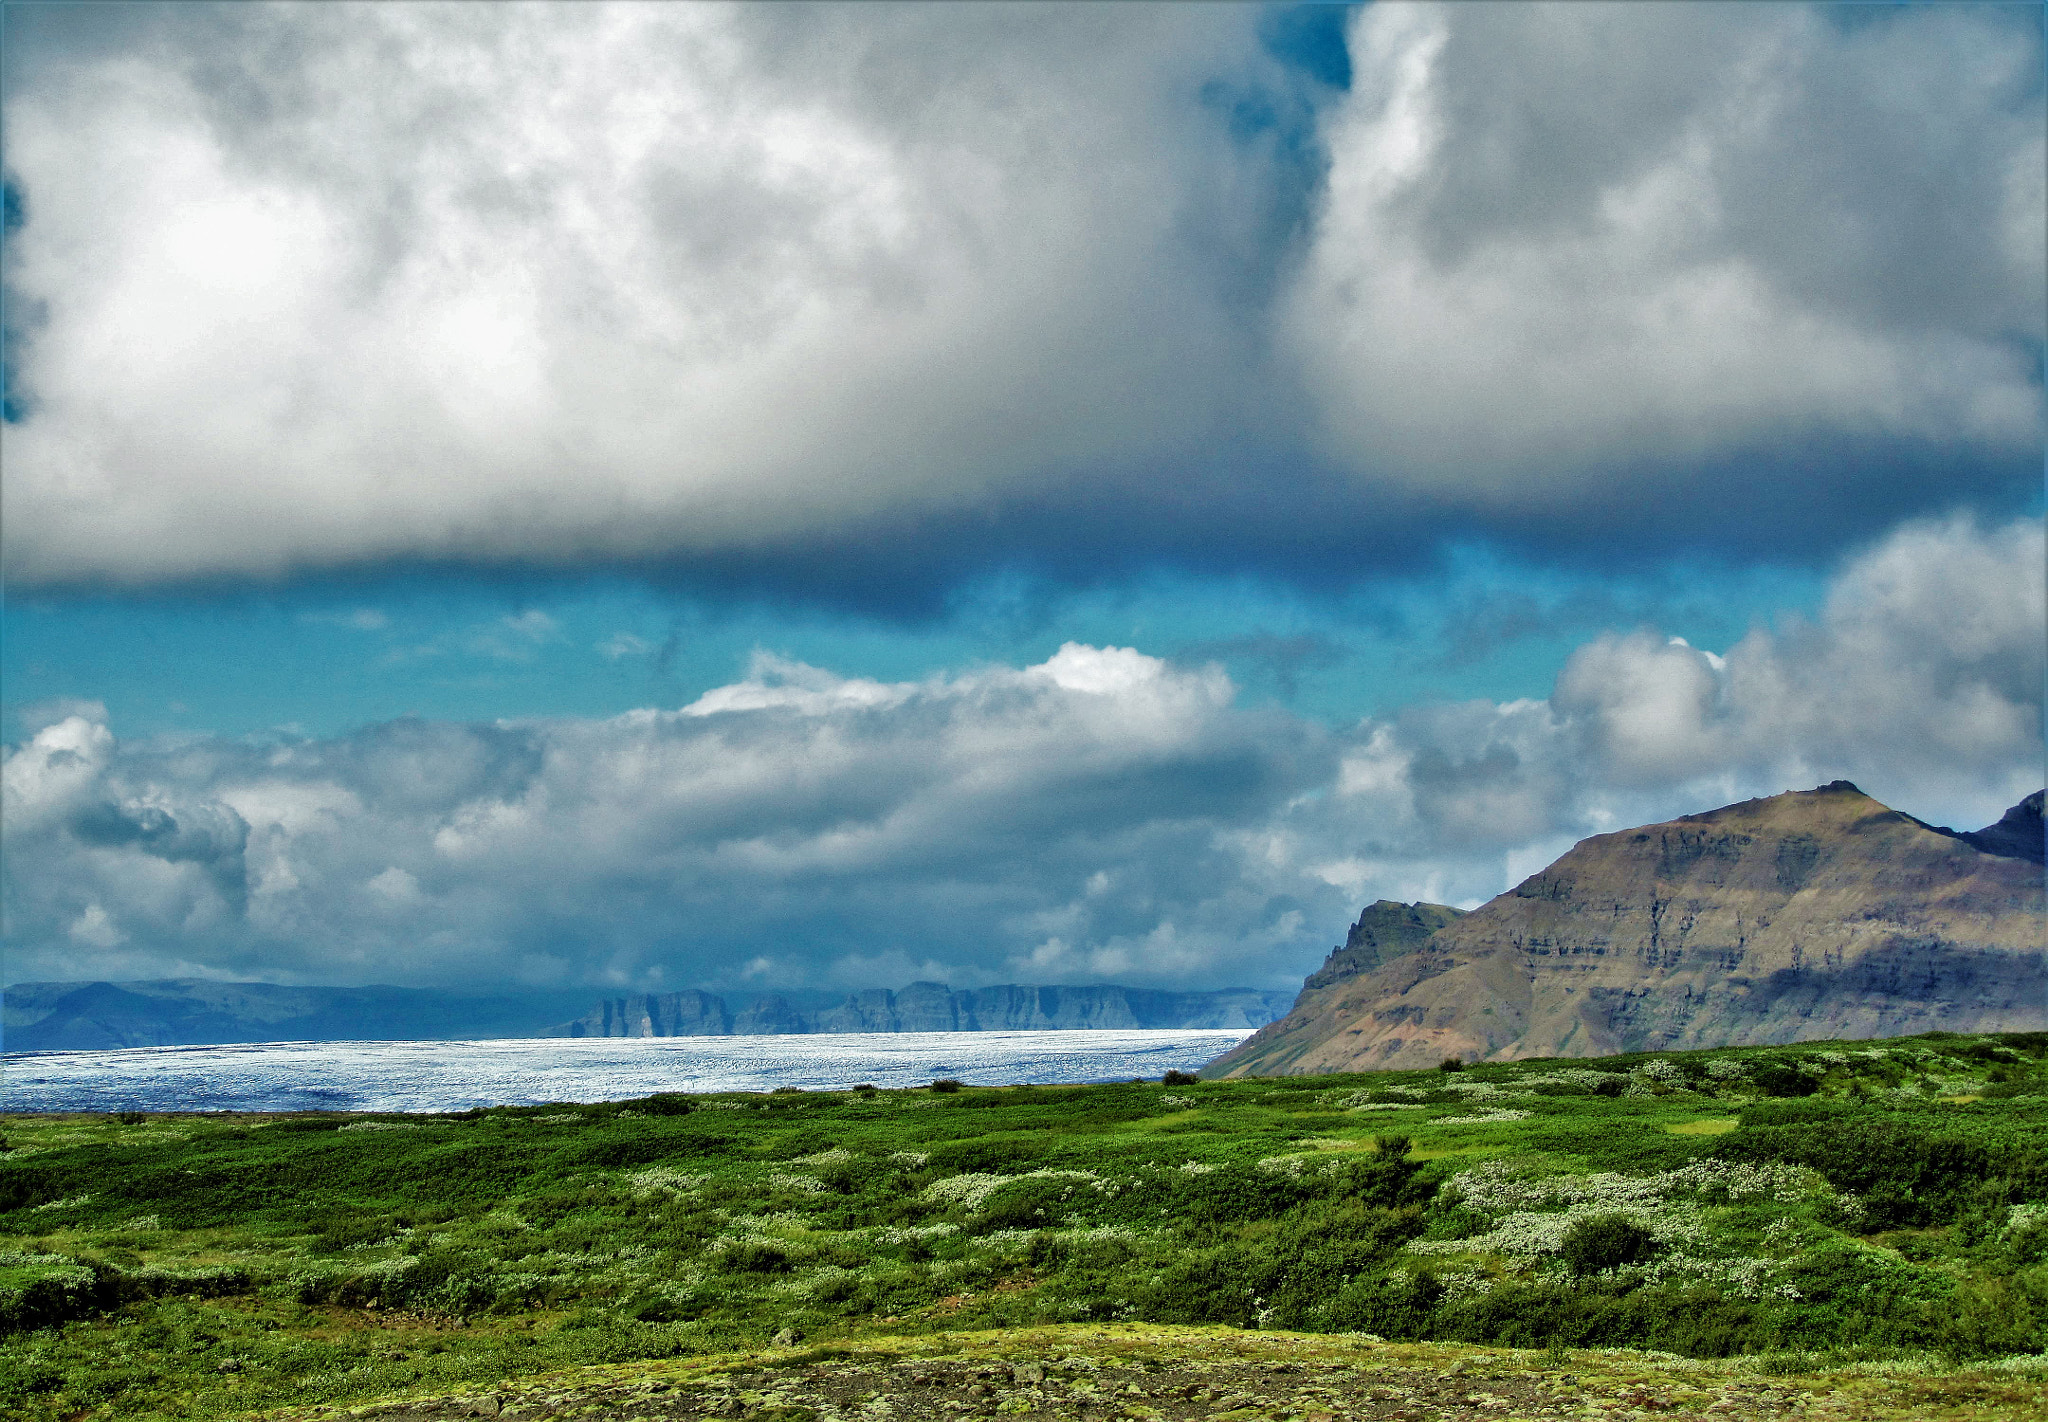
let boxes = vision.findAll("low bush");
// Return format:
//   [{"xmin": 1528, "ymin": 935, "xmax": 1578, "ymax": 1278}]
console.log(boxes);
[{"xmin": 1559, "ymin": 1214, "xmax": 1659, "ymax": 1275}]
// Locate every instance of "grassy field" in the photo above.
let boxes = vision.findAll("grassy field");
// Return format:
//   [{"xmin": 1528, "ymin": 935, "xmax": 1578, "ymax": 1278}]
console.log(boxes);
[{"xmin": 2, "ymin": 1031, "xmax": 2045, "ymax": 1419}]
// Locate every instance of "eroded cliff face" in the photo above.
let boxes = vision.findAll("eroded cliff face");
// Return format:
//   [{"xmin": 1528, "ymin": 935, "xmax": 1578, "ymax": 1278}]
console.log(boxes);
[{"xmin": 1204, "ymin": 783, "xmax": 2046, "ymax": 1077}]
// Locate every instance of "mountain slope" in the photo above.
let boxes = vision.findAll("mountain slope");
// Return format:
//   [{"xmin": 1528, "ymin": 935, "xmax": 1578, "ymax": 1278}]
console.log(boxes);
[
  {"xmin": 1199, "ymin": 900, "xmax": 1463, "ymax": 1077},
  {"xmin": 1204, "ymin": 782, "xmax": 2046, "ymax": 1076}
]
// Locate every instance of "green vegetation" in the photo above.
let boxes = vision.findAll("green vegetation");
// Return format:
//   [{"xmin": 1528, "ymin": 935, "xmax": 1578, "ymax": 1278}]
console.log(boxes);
[{"xmin": 2, "ymin": 1031, "xmax": 2046, "ymax": 1419}]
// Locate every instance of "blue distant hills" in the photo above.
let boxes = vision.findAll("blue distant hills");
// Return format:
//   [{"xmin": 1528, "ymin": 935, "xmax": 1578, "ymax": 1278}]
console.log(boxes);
[{"xmin": 2, "ymin": 978, "xmax": 1292, "ymax": 1052}]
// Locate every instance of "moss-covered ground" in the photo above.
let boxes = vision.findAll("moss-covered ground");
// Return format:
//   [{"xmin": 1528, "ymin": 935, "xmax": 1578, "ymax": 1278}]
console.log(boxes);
[{"xmin": 2, "ymin": 1030, "xmax": 2045, "ymax": 1419}]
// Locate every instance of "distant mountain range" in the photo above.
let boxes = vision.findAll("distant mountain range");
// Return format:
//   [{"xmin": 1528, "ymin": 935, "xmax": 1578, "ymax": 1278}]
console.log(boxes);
[
  {"xmin": 1206, "ymin": 783, "xmax": 2045, "ymax": 1077},
  {"xmin": 3, "ymin": 976, "xmax": 1292, "ymax": 1052},
  {"xmin": 1, "ymin": 980, "xmax": 574, "ymax": 1053},
  {"xmin": 543, "ymin": 983, "xmax": 1294, "ymax": 1037}
]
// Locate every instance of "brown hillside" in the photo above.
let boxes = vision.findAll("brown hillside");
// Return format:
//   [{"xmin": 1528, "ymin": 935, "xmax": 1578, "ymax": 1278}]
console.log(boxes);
[{"xmin": 1204, "ymin": 782, "xmax": 2045, "ymax": 1077}]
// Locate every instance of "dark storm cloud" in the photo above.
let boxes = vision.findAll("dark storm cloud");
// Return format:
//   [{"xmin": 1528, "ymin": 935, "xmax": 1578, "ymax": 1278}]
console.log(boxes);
[{"xmin": 0, "ymin": 3, "xmax": 2036, "ymax": 601}]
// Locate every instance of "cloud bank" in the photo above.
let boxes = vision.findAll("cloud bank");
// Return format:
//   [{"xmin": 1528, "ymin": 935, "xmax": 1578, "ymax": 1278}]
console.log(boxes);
[
  {"xmin": 7, "ymin": 517, "xmax": 2037, "ymax": 993},
  {"xmin": 2, "ymin": 2, "xmax": 2038, "ymax": 592}
]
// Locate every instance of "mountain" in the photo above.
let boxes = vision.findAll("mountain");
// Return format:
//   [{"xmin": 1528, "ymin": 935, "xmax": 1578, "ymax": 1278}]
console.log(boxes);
[
  {"xmin": 3, "ymin": 977, "xmax": 1294, "ymax": 1051},
  {"xmin": 1190, "ymin": 900, "xmax": 1465, "ymax": 1077},
  {"xmin": 544, "ymin": 982, "xmax": 1296, "ymax": 1037},
  {"xmin": 1, "ymin": 979, "xmax": 570, "ymax": 1052},
  {"xmin": 1205, "ymin": 783, "xmax": 2046, "ymax": 1077}
]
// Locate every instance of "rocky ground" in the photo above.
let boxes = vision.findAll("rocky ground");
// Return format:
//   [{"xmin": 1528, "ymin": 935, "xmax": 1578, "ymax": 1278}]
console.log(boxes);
[{"xmin": 250, "ymin": 1325, "xmax": 2048, "ymax": 1422}]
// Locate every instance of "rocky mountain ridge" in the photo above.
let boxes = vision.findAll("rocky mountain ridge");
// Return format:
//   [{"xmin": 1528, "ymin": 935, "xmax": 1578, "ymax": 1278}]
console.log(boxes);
[{"xmin": 1205, "ymin": 783, "xmax": 2045, "ymax": 1077}]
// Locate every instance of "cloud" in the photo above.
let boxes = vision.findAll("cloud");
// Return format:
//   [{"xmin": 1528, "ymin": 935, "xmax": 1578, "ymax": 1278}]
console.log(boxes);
[
  {"xmin": 1284, "ymin": 2, "xmax": 2043, "ymax": 508},
  {"xmin": 297, "ymin": 608, "xmax": 389, "ymax": 631},
  {"xmin": 1, "ymin": 642, "xmax": 1337, "ymax": 991},
  {"xmin": 1, "ymin": 3, "xmax": 1294, "ymax": 586},
  {"xmin": 5, "ymin": 518, "xmax": 2038, "ymax": 993},
  {"xmin": 597, "ymin": 632, "xmax": 653, "ymax": 661},
  {"xmin": 1336, "ymin": 515, "xmax": 2045, "ymax": 865},
  {"xmin": 0, "ymin": 3, "xmax": 2036, "ymax": 596},
  {"xmin": 11, "ymin": 696, "xmax": 110, "ymax": 736}
]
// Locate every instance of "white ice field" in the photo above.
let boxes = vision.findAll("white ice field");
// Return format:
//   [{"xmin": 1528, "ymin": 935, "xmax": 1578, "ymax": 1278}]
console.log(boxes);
[{"xmin": 0, "ymin": 1028, "xmax": 1253, "ymax": 1113}]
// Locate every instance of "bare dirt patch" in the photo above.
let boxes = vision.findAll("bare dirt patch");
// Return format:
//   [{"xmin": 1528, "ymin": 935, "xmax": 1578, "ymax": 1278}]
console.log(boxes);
[{"xmin": 251, "ymin": 1325, "xmax": 2048, "ymax": 1422}]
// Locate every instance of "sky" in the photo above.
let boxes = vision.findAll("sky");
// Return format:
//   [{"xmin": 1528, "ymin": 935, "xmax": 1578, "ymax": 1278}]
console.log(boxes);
[{"xmin": 2, "ymin": 2, "xmax": 2043, "ymax": 1000}]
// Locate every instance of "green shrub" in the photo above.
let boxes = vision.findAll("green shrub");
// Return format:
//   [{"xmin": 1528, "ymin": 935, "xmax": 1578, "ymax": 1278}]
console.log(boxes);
[
  {"xmin": 1748, "ymin": 1061, "xmax": 1820, "ymax": 1097},
  {"xmin": 1715, "ymin": 1115, "xmax": 2018, "ymax": 1229},
  {"xmin": 726, "ymin": 1242, "xmax": 794, "ymax": 1274},
  {"xmin": 1439, "ymin": 1283, "xmax": 1769, "ymax": 1357},
  {"xmin": 925, "ymin": 1136, "xmax": 1050, "ymax": 1175},
  {"xmin": 1559, "ymin": 1215, "xmax": 1659, "ymax": 1275},
  {"xmin": 1935, "ymin": 1272, "xmax": 2048, "ymax": 1360},
  {"xmin": 1322, "ymin": 1270, "xmax": 1444, "ymax": 1339}
]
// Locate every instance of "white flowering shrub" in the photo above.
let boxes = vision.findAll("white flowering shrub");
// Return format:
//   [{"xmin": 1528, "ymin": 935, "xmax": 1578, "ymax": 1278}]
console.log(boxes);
[
  {"xmin": 1432, "ymin": 1266, "xmax": 1501, "ymax": 1299},
  {"xmin": 1705, "ymin": 1059, "xmax": 1749, "ymax": 1080},
  {"xmin": 1434, "ymin": 1109, "xmax": 1533, "ymax": 1125},
  {"xmin": 2005, "ymin": 1203, "xmax": 2048, "ymax": 1238},
  {"xmin": 1409, "ymin": 1202, "xmax": 1705, "ymax": 1261},
  {"xmin": 1633, "ymin": 1252, "xmax": 1803, "ymax": 1300},
  {"xmin": 623, "ymin": 1166, "xmax": 706, "ymax": 1198},
  {"xmin": 793, "ymin": 1147, "xmax": 856, "ymax": 1166},
  {"xmin": 1411, "ymin": 1156, "xmax": 1842, "ymax": 1277},
  {"xmin": 1332, "ymin": 1086, "xmax": 1435, "ymax": 1107},
  {"xmin": 1523, "ymin": 1068, "xmax": 1622, "ymax": 1090},
  {"xmin": 1256, "ymin": 1154, "xmax": 1310, "ymax": 1178},
  {"xmin": 30, "ymin": 1195, "xmax": 92, "ymax": 1212},
  {"xmin": 924, "ymin": 1168, "xmax": 1104, "ymax": 1213}
]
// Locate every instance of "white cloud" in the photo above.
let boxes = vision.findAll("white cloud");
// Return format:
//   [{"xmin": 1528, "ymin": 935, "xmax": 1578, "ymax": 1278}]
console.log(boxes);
[
  {"xmin": 1284, "ymin": 2, "xmax": 2042, "ymax": 502},
  {"xmin": 597, "ymin": 632, "xmax": 652, "ymax": 660},
  {"xmin": 298, "ymin": 608, "xmax": 390, "ymax": 631},
  {"xmin": 66, "ymin": 903, "xmax": 124, "ymax": 950},
  {"xmin": 1, "ymin": 2, "xmax": 1282, "ymax": 584},
  {"xmin": 1340, "ymin": 515, "xmax": 2046, "ymax": 855},
  {"xmin": 3, "ymin": 518, "xmax": 2037, "ymax": 994},
  {"xmin": 0, "ymin": 3, "xmax": 2035, "ymax": 586}
]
